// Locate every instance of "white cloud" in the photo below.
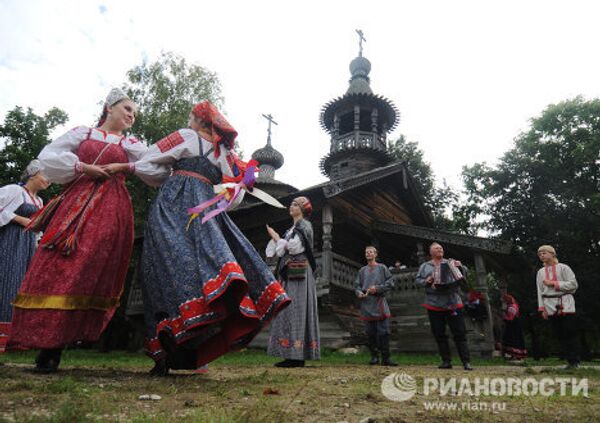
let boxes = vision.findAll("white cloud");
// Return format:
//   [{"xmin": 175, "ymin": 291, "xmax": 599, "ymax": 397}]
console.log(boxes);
[{"xmin": 2, "ymin": 0, "xmax": 600, "ymax": 190}]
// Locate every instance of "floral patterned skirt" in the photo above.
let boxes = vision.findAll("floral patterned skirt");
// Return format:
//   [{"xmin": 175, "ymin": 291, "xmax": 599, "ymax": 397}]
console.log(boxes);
[{"xmin": 142, "ymin": 173, "xmax": 289, "ymax": 369}]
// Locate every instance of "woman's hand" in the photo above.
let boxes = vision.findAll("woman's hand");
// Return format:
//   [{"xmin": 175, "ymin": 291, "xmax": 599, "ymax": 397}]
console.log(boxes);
[
  {"xmin": 12, "ymin": 215, "xmax": 32, "ymax": 228},
  {"xmin": 266, "ymin": 224, "xmax": 280, "ymax": 242},
  {"xmin": 82, "ymin": 163, "xmax": 110, "ymax": 180},
  {"xmin": 100, "ymin": 163, "xmax": 130, "ymax": 175}
]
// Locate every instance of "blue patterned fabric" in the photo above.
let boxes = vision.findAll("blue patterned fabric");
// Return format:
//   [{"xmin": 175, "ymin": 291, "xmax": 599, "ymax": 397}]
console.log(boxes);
[
  {"xmin": 0, "ymin": 192, "xmax": 38, "ymax": 322},
  {"xmin": 142, "ymin": 155, "xmax": 288, "ymax": 369}
]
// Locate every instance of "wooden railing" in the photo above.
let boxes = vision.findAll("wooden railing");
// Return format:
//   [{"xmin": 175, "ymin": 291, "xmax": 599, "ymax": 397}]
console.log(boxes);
[{"xmin": 317, "ymin": 251, "xmax": 418, "ymax": 293}]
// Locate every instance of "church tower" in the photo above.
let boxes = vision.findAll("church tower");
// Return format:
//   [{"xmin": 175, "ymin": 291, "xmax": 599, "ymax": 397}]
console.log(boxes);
[{"xmin": 320, "ymin": 31, "xmax": 398, "ymax": 180}]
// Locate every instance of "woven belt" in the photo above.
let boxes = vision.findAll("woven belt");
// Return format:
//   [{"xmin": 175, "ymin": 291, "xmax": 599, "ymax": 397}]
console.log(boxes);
[{"xmin": 173, "ymin": 170, "xmax": 212, "ymax": 185}]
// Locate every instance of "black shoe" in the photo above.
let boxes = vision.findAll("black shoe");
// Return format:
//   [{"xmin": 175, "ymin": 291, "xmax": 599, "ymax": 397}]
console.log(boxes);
[
  {"xmin": 149, "ymin": 358, "xmax": 169, "ymax": 377},
  {"xmin": 463, "ymin": 362, "xmax": 474, "ymax": 371},
  {"xmin": 564, "ymin": 362, "xmax": 580, "ymax": 370},
  {"xmin": 438, "ymin": 361, "xmax": 453, "ymax": 369},
  {"xmin": 381, "ymin": 358, "xmax": 398, "ymax": 367},
  {"xmin": 274, "ymin": 359, "xmax": 305, "ymax": 368},
  {"xmin": 369, "ymin": 355, "xmax": 379, "ymax": 365},
  {"xmin": 32, "ymin": 349, "xmax": 61, "ymax": 373}
]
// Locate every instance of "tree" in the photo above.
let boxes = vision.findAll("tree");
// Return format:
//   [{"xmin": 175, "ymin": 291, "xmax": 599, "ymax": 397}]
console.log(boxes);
[
  {"xmin": 125, "ymin": 51, "xmax": 223, "ymax": 143},
  {"xmin": 121, "ymin": 52, "xmax": 224, "ymax": 231},
  {"xmin": 461, "ymin": 97, "xmax": 600, "ymax": 351},
  {"xmin": 0, "ymin": 106, "xmax": 68, "ymax": 191},
  {"xmin": 388, "ymin": 135, "xmax": 472, "ymax": 233}
]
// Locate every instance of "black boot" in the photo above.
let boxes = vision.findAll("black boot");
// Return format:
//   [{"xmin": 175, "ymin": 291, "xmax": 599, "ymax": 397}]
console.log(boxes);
[
  {"xmin": 149, "ymin": 357, "xmax": 169, "ymax": 377},
  {"xmin": 456, "ymin": 339, "xmax": 473, "ymax": 371},
  {"xmin": 379, "ymin": 334, "xmax": 397, "ymax": 366},
  {"xmin": 367, "ymin": 335, "xmax": 379, "ymax": 365},
  {"xmin": 33, "ymin": 348, "xmax": 62, "ymax": 373},
  {"xmin": 436, "ymin": 339, "xmax": 452, "ymax": 369}
]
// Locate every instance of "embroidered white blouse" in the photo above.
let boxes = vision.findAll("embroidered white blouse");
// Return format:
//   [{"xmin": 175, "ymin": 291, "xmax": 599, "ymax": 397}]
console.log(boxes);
[
  {"xmin": 536, "ymin": 263, "xmax": 578, "ymax": 315},
  {"xmin": 38, "ymin": 126, "xmax": 168, "ymax": 186},
  {"xmin": 0, "ymin": 184, "xmax": 44, "ymax": 227},
  {"xmin": 134, "ymin": 128, "xmax": 239, "ymax": 185}
]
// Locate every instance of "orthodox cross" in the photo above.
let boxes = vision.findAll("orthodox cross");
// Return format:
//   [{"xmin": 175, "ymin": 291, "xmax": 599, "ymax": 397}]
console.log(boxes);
[
  {"xmin": 262, "ymin": 113, "xmax": 278, "ymax": 146},
  {"xmin": 356, "ymin": 29, "xmax": 366, "ymax": 56}
]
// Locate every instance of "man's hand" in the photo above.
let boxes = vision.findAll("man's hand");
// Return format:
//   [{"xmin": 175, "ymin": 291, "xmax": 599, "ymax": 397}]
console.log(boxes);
[
  {"xmin": 367, "ymin": 286, "xmax": 377, "ymax": 295},
  {"xmin": 543, "ymin": 279, "xmax": 555, "ymax": 287},
  {"xmin": 357, "ymin": 292, "xmax": 368, "ymax": 299},
  {"xmin": 541, "ymin": 310, "xmax": 549, "ymax": 320}
]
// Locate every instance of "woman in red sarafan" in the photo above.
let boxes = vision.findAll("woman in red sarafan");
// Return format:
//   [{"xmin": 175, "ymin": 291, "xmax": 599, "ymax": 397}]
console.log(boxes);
[{"xmin": 8, "ymin": 88, "xmax": 169, "ymax": 372}]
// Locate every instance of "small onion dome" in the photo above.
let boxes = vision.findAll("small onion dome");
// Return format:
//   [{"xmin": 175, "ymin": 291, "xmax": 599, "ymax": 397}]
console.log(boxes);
[
  {"xmin": 347, "ymin": 55, "xmax": 372, "ymax": 95},
  {"xmin": 251, "ymin": 144, "xmax": 284, "ymax": 170}
]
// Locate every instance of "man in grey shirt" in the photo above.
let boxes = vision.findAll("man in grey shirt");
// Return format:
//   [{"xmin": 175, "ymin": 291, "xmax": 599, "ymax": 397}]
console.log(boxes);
[
  {"xmin": 415, "ymin": 242, "xmax": 473, "ymax": 370},
  {"xmin": 355, "ymin": 246, "xmax": 396, "ymax": 366}
]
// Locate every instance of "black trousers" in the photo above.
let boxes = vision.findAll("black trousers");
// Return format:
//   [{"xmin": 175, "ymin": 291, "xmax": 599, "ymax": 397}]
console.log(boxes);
[
  {"xmin": 364, "ymin": 319, "xmax": 390, "ymax": 337},
  {"xmin": 427, "ymin": 308, "xmax": 470, "ymax": 363},
  {"xmin": 549, "ymin": 314, "xmax": 580, "ymax": 364}
]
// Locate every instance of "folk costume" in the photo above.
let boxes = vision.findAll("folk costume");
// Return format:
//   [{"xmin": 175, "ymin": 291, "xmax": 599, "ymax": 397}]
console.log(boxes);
[
  {"xmin": 9, "ymin": 89, "xmax": 163, "ymax": 370},
  {"xmin": 354, "ymin": 262, "xmax": 395, "ymax": 365},
  {"xmin": 501, "ymin": 295, "xmax": 527, "ymax": 360},
  {"xmin": 266, "ymin": 203, "xmax": 320, "ymax": 366},
  {"xmin": 536, "ymin": 255, "xmax": 579, "ymax": 367},
  {"xmin": 0, "ymin": 163, "xmax": 44, "ymax": 352},
  {"xmin": 415, "ymin": 258, "xmax": 473, "ymax": 369},
  {"xmin": 141, "ymin": 102, "xmax": 290, "ymax": 373}
]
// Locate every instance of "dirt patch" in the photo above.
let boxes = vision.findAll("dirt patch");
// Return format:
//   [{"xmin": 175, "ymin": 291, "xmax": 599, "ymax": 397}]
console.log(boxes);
[{"xmin": 0, "ymin": 361, "xmax": 598, "ymax": 422}]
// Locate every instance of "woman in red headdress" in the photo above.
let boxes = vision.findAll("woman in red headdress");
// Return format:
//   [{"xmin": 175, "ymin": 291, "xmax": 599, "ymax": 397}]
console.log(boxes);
[
  {"xmin": 501, "ymin": 294, "xmax": 527, "ymax": 361},
  {"xmin": 265, "ymin": 196, "xmax": 321, "ymax": 367},
  {"xmin": 138, "ymin": 101, "xmax": 290, "ymax": 375}
]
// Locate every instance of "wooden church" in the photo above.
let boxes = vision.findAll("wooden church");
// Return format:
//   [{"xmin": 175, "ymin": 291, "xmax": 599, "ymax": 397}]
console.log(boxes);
[{"xmin": 126, "ymin": 37, "xmax": 518, "ymax": 356}]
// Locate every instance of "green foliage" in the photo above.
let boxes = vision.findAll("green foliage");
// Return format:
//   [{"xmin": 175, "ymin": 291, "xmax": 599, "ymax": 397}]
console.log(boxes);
[
  {"xmin": 121, "ymin": 52, "xmax": 224, "ymax": 233},
  {"xmin": 0, "ymin": 106, "xmax": 68, "ymax": 196},
  {"xmin": 125, "ymin": 51, "xmax": 223, "ymax": 144},
  {"xmin": 461, "ymin": 96, "xmax": 600, "ymax": 337},
  {"xmin": 388, "ymin": 135, "xmax": 473, "ymax": 233}
]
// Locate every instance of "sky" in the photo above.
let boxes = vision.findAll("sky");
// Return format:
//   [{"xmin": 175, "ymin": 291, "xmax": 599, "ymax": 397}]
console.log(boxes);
[{"xmin": 1, "ymin": 0, "xmax": 600, "ymax": 190}]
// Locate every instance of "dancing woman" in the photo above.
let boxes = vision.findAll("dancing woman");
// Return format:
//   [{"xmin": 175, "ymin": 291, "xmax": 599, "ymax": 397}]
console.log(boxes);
[
  {"xmin": 9, "ymin": 89, "xmax": 166, "ymax": 372},
  {"xmin": 140, "ymin": 101, "xmax": 289, "ymax": 375}
]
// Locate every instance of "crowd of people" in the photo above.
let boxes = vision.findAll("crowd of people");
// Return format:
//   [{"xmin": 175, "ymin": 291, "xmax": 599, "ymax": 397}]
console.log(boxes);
[{"xmin": 0, "ymin": 88, "xmax": 583, "ymax": 374}]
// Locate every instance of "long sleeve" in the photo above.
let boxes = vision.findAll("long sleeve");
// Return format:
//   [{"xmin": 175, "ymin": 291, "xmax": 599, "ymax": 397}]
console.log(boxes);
[
  {"xmin": 38, "ymin": 126, "xmax": 89, "ymax": 184},
  {"xmin": 415, "ymin": 263, "xmax": 430, "ymax": 287},
  {"xmin": 265, "ymin": 239, "xmax": 277, "ymax": 258},
  {"xmin": 133, "ymin": 129, "xmax": 200, "ymax": 186},
  {"xmin": 375, "ymin": 265, "xmax": 395, "ymax": 295},
  {"xmin": 354, "ymin": 270, "xmax": 364, "ymax": 298},
  {"xmin": 274, "ymin": 239, "xmax": 290, "ymax": 257},
  {"xmin": 0, "ymin": 184, "xmax": 24, "ymax": 227},
  {"xmin": 555, "ymin": 264, "xmax": 578, "ymax": 293},
  {"xmin": 536, "ymin": 269, "xmax": 545, "ymax": 311}
]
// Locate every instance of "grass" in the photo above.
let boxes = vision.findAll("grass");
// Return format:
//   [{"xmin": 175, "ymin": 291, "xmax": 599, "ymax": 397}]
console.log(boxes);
[{"xmin": 1, "ymin": 349, "xmax": 599, "ymax": 422}]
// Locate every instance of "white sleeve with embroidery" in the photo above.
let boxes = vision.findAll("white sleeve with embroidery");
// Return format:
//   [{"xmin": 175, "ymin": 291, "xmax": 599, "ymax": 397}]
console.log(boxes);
[
  {"xmin": 133, "ymin": 129, "xmax": 200, "ymax": 186},
  {"xmin": 556, "ymin": 264, "xmax": 578, "ymax": 293},
  {"xmin": 0, "ymin": 184, "xmax": 24, "ymax": 227},
  {"xmin": 203, "ymin": 141, "xmax": 236, "ymax": 178},
  {"xmin": 38, "ymin": 126, "xmax": 89, "ymax": 184},
  {"xmin": 265, "ymin": 239, "xmax": 277, "ymax": 258}
]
